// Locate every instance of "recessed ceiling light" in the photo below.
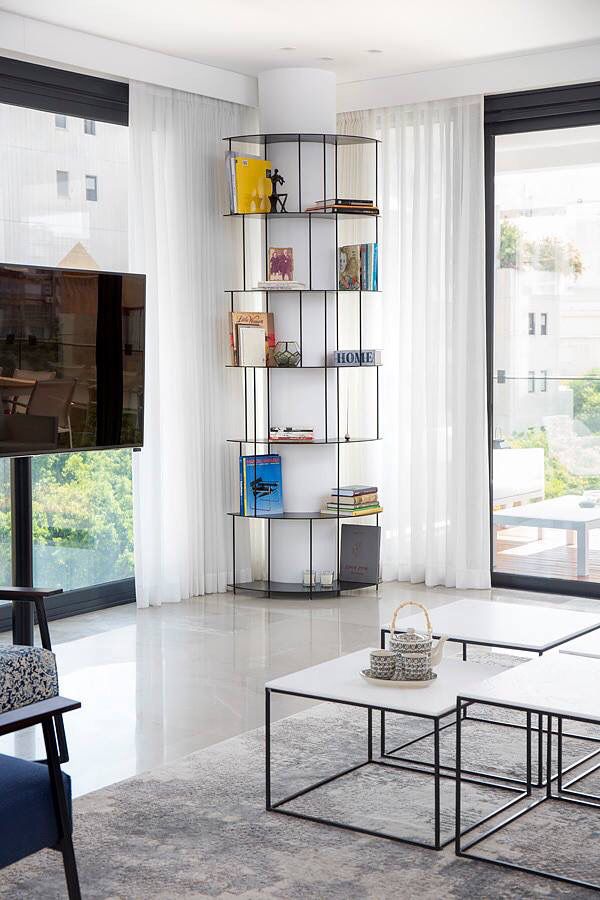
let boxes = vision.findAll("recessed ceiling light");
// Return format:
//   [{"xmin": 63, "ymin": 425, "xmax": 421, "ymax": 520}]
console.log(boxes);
[
  {"xmin": 280, "ymin": 47, "xmax": 296, "ymax": 51},
  {"xmin": 367, "ymin": 49, "xmax": 383, "ymax": 54},
  {"xmin": 317, "ymin": 57, "xmax": 335, "ymax": 62}
]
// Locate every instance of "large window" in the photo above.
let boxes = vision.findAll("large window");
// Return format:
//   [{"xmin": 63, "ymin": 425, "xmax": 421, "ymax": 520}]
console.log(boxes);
[
  {"xmin": 0, "ymin": 60, "xmax": 132, "ymax": 613},
  {"xmin": 488, "ymin": 83, "xmax": 600, "ymax": 595}
]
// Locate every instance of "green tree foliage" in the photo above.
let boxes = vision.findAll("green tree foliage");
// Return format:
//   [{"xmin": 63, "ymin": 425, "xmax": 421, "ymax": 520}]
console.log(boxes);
[
  {"xmin": 0, "ymin": 450, "xmax": 133, "ymax": 591},
  {"xmin": 566, "ymin": 370, "xmax": 600, "ymax": 434},
  {"xmin": 509, "ymin": 428, "xmax": 600, "ymax": 499},
  {"xmin": 498, "ymin": 221, "xmax": 583, "ymax": 279}
]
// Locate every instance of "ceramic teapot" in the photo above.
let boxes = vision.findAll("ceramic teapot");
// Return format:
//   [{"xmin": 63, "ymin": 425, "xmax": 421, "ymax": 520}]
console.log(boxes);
[{"xmin": 389, "ymin": 601, "xmax": 448, "ymax": 681}]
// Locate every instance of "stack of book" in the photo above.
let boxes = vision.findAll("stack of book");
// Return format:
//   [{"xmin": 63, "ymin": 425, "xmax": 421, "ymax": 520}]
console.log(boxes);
[
  {"xmin": 321, "ymin": 485, "xmax": 382, "ymax": 517},
  {"xmin": 269, "ymin": 426, "xmax": 314, "ymax": 442},
  {"xmin": 338, "ymin": 243, "xmax": 378, "ymax": 291},
  {"xmin": 304, "ymin": 198, "xmax": 379, "ymax": 215}
]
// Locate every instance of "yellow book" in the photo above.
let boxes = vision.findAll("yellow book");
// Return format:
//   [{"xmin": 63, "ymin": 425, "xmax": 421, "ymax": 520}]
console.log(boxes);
[{"xmin": 235, "ymin": 157, "xmax": 272, "ymax": 214}]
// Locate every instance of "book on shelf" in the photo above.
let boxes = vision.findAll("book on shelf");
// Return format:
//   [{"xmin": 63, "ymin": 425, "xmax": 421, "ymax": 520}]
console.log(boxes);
[
  {"xmin": 256, "ymin": 281, "xmax": 306, "ymax": 290},
  {"xmin": 226, "ymin": 156, "xmax": 272, "ymax": 214},
  {"xmin": 331, "ymin": 485, "xmax": 378, "ymax": 497},
  {"xmin": 321, "ymin": 506, "xmax": 383, "ymax": 517},
  {"xmin": 305, "ymin": 198, "xmax": 379, "ymax": 215},
  {"xmin": 240, "ymin": 454, "xmax": 283, "ymax": 516},
  {"xmin": 340, "ymin": 524, "xmax": 381, "ymax": 584},
  {"xmin": 312, "ymin": 198, "xmax": 374, "ymax": 208},
  {"xmin": 269, "ymin": 426, "xmax": 314, "ymax": 442},
  {"xmin": 238, "ymin": 325, "xmax": 266, "ymax": 367},
  {"xmin": 326, "ymin": 492, "xmax": 378, "ymax": 506},
  {"xmin": 339, "ymin": 243, "xmax": 378, "ymax": 291},
  {"xmin": 229, "ymin": 311, "xmax": 275, "ymax": 365}
]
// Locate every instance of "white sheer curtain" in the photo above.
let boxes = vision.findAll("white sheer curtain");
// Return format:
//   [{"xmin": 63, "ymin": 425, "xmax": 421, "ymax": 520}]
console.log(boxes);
[
  {"xmin": 339, "ymin": 96, "xmax": 490, "ymax": 589},
  {"xmin": 129, "ymin": 81, "xmax": 257, "ymax": 607}
]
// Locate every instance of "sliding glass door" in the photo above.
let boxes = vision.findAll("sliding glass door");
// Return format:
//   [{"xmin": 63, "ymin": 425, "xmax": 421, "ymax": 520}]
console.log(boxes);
[{"xmin": 488, "ymin": 89, "xmax": 600, "ymax": 593}]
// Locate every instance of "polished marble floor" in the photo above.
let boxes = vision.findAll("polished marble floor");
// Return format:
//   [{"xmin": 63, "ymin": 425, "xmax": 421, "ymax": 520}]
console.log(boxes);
[{"xmin": 1, "ymin": 581, "xmax": 598, "ymax": 798}]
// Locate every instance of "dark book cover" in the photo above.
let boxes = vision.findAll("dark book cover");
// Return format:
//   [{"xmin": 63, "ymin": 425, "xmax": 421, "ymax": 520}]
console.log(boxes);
[{"xmin": 340, "ymin": 524, "xmax": 381, "ymax": 584}]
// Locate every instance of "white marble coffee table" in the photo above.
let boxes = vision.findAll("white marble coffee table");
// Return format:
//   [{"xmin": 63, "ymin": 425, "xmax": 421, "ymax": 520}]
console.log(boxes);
[
  {"xmin": 559, "ymin": 631, "xmax": 600, "ymax": 659},
  {"xmin": 380, "ymin": 598, "xmax": 600, "ymax": 786},
  {"xmin": 266, "ymin": 648, "xmax": 511, "ymax": 850},
  {"xmin": 456, "ymin": 654, "xmax": 600, "ymax": 891},
  {"xmin": 381, "ymin": 597, "xmax": 600, "ymax": 656}
]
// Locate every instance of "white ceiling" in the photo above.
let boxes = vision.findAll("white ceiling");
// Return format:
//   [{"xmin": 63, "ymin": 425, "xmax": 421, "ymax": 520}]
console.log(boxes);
[{"xmin": 4, "ymin": 0, "xmax": 600, "ymax": 84}]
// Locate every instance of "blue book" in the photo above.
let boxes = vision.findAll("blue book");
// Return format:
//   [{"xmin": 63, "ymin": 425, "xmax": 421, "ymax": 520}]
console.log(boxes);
[
  {"xmin": 240, "ymin": 454, "xmax": 283, "ymax": 516},
  {"xmin": 372, "ymin": 243, "xmax": 378, "ymax": 291}
]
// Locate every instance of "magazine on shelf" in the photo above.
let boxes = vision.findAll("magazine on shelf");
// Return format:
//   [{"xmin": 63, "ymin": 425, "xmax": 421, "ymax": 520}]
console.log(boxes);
[
  {"xmin": 240, "ymin": 454, "xmax": 283, "ymax": 516},
  {"xmin": 338, "ymin": 243, "xmax": 378, "ymax": 291},
  {"xmin": 340, "ymin": 524, "xmax": 381, "ymax": 583}
]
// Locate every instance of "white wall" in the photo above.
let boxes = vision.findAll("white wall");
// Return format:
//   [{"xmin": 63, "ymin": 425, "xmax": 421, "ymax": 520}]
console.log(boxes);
[
  {"xmin": 0, "ymin": 10, "xmax": 257, "ymax": 108},
  {"xmin": 337, "ymin": 41, "xmax": 600, "ymax": 112},
  {"xmin": 4, "ymin": 10, "xmax": 600, "ymax": 114}
]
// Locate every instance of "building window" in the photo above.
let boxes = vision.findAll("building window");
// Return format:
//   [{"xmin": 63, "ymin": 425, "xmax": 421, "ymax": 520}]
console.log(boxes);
[
  {"xmin": 497, "ymin": 369, "xmax": 506, "ymax": 384},
  {"xmin": 84, "ymin": 119, "xmax": 96, "ymax": 135},
  {"xmin": 528, "ymin": 370, "xmax": 536, "ymax": 393},
  {"xmin": 541, "ymin": 312, "xmax": 548, "ymax": 335},
  {"xmin": 55, "ymin": 114, "xmax": 67, "ymax": 129},
  {"xmin": 541, "ymin": 370, "xmax": 548, "ymax": 392},
  {"xmin": 85, "ymin": 175, "xmax": 98, "ymax": 201},
  {"xmin": 528, "ymin": 312, "xmax": 536, "ymax": 335},
  {"xmin": 56, "ymin": 170, "xmax": 69, "ymax": 198}
]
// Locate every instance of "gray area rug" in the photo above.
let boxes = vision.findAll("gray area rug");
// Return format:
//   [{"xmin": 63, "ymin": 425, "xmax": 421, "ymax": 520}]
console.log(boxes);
[{"xmin": 1, "ymin": 653, "xmax": 600, "ymax": 898}]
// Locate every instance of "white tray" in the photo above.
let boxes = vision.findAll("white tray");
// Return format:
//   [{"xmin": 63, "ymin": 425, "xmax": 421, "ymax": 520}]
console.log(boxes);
[{"xmin": 360, "ymin": 669, "xmax": 437, "ymax": 688}]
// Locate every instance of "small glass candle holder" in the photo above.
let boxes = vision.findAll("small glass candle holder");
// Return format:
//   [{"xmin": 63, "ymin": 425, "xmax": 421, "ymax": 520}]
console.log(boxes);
[
  {"xmin": 320, "ymin": 570, "xmax": 334, "ymax": 587},
  {"xmin": 303, "ymin": 569, "xmax": 316, "ymax": 586}
]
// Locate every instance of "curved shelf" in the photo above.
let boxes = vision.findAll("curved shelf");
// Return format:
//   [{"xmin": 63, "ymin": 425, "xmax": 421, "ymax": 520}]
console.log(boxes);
[
  {"xmin": 226, "ymin": 364, "xmax": 381, "ymax": 369},
  {"xmin": 224, "ymin": 211, "xmax": 379, "ymax": 219},
  {"xmin": 228, "ymin": 510, "xmax": 381, "ymax": 521},
  {"xmin": 228, "ymin": 579, "xmax": 379, "ymax": 597},
  {"xmin": 225, "ymin": 289, "xmax": 381, "ymax": 294},
  {"xmin": 224, "ymin": 132, "xmax": 379, "ymax": 146},
  {"xmin": 228, "ymin": 438, "xmax": 381, "ymax": 445}
]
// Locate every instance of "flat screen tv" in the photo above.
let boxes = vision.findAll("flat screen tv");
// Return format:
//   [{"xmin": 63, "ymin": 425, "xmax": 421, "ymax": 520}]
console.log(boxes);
[{"xmin": 0, "ymin": 263, "xmax": 145, "ymax": 457}]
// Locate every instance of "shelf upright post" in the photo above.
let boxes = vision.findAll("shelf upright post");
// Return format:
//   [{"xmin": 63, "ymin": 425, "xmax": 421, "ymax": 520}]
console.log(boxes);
[
  {"xmin": 242, "ymin": 215, "xmax": 246, "ymax": 291},
  {"xmin": 244, "ymin": 368, "xmax": 248, "ymax": 442},
  {"xmin": 267, "ymin": 518, "xmax": 271, "ymax": 598},
  {"xmin": 11, "ymin": 455, "xmax": 34, "ymax": 646},
  {"xmin": 232, "ymin": 513, "xmax": 236, "ymax": 595},
  {"xmin": 309, "ymin": 519, "xmax": 313, "ymax": 599},
  {"xmin": 297, "ymin": 135, "xmax": 302, "ymax": 213},
  {"xmin": 299, "ymin": 292, "xmax": 303, "ymax": 366},
  {"xmin": 324, "ymin": 292, "xmax": 328, "ymax": 443}
]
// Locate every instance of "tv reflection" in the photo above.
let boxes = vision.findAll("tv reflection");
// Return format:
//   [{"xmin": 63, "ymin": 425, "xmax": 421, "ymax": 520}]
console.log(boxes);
[{"xmin": 0, "ymin": 265, "xmax": 145, "ymax": 456}]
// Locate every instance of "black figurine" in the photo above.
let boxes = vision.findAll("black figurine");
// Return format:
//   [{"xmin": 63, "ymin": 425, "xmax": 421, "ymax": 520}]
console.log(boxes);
[{"xmin": 269, "ymin": 168, "xmax": 288, "ymax": 213}]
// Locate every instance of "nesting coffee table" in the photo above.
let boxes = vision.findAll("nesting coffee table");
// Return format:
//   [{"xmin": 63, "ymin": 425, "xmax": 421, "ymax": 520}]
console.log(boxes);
[
  {"xmin": 456, "ymin": 653, "xmax": 600, "ymax": 891},
  {"xmin": 266, "ymin": 649, "xmax": 515, "ymax": 849},
  {"xmin": 380, "ymin": 598, "xmax": 600, "ymax": 785}
]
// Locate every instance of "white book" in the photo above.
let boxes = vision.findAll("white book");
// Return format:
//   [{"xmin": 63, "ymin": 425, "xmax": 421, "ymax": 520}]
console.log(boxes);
[{"xmin": 238, "ymin": 325, "xmax": 266, "ymax": 367}]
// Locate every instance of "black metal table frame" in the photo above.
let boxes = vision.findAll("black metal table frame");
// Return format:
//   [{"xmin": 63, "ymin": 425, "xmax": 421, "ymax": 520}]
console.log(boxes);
[
  {"xmin": 379, "ymin": 627, "xmax": 600, "ymax": 788},
  {"xmin": 455, "ymin": 698, "xmax": 600, "ymax": 892},
  {"xmin": 265, "ymin": 686, "xmax": 523, "ymax": 851}
]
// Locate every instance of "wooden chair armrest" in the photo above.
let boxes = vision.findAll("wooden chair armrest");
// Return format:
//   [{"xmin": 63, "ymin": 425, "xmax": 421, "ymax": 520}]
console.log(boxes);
[
  {"xmin": 0, "ymin": 587, "xmax": 63, "ymax": 601},
  {"xmin": 0, "ymin": 697, "xmax": 80, "ymax": 737}
]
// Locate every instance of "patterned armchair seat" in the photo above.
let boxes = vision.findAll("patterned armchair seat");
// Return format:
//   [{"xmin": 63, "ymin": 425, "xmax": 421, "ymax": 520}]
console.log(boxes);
[{"xmin": 0, "ymin": 645, "xmax": 58, "ymax": 713}]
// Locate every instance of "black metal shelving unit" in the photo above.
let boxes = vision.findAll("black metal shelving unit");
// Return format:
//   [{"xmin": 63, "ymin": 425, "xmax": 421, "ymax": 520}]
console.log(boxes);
[{"xmin": 225, "ymin": 132, "xmax": 382, "ymax": 598}]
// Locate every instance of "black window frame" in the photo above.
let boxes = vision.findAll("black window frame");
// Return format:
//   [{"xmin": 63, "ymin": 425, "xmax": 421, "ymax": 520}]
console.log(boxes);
[
  {"xmin": 541, "ymin": 312, "xmax": 548, "ymax": 335},
  {"xmin": 0, "ymin": 56, "xmax": 133, "ymax": 631},
  {"xmin": 485, "ymin": 79, "xmax": 600, "ymax": 600},
  {"xmin": 528, "ymin": 312, "xmax": 536, "ymax": 335},
  {"xmin": 84, "ymin": 118, "xmax": 96, "ymax": 135}
]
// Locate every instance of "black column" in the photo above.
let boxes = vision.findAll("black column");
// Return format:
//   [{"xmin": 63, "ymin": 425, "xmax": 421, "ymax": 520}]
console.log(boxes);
[{"xmin": 11, "ymin": 455, "xmax": 33, "ymax": 645}]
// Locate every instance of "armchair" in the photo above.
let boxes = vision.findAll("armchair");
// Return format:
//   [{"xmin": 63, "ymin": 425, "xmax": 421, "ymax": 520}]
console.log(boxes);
[{"xmin": 0, "ymin": 696, "xmax": 81, "ymax": 899}]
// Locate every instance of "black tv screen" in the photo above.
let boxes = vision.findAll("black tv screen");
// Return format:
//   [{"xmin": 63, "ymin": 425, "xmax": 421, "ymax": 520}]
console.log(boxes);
[{"xmin": 0, "ymin": 264, "xmax": 145, "ymax": 457}]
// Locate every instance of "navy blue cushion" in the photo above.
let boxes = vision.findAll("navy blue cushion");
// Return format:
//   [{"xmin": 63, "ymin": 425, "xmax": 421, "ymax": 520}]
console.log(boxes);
[{"xmin": 0, "ymin": 752, "xmax": 71, "ymax": 869}]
